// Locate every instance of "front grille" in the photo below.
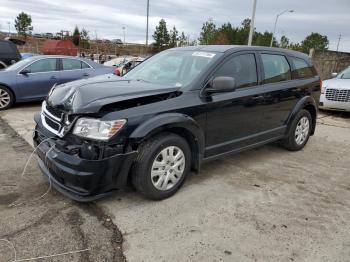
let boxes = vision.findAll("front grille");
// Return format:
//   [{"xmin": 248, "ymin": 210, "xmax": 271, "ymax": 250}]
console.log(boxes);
[
  {"xmin": 46, "ymin": 105, "xmax": 63, "ymax": 119},
  {"xmin": 326, "ymin": 89, "xmax": 350, "ymax": 102},
  {"xmin": 44, "ymin": 116, "xmax": 61, "ymax": 131}
]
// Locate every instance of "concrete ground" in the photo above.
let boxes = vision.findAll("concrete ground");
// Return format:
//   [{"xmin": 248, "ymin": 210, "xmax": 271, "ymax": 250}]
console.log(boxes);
[{"xmin": 1, "ymin": 103, "xmax": 350, "ymax": 262}]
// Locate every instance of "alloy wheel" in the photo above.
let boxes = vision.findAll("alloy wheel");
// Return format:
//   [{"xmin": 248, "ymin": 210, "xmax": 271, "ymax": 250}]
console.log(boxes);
[
  {"xmin": 151, "ymin": 146, "xmax": 186, "ymax": 191},
  {"xmin": 0, "ymin": 88, "xmax": 11, "ymax": 109},
  {"xmin": 295, "ymin": 116, "xmax": 310, "ymax": 145}
]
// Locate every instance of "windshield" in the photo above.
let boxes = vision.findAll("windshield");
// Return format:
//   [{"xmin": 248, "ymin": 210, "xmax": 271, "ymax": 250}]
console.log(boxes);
[
  {"xmin": 337, "ymin": 67, "xmax": 350, "ymax": 79},
  {"xmin": 4, "ymin": 57, "xmax": 35, "ymax": 71},
  {"xmin": 125, "ymin": 50, "xmax": 220, "ymax": 87}
]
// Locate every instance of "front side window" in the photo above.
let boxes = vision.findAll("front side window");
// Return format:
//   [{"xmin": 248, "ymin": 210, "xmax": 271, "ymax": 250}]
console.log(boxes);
[
  {"xmin": 25, "ymin": 58, "xmax": 57, "ymax": 73},
  {"xmin": 213, "ymin": 53, "xmax": 258, "ymax": 88},
  {"xmin": 62, "ymin": 59, "xmax": 88, "ymax": 70},
  {"xmin": 125, "ymin": 50, "xmax": 221, "ymax": 87},
  {"xmin": 261, "ymin": 54, "xmax": 291, "ymax": 84},
  {"xmin": 290, "ymin": 57, "xmax": 314, "ymax": 79}
]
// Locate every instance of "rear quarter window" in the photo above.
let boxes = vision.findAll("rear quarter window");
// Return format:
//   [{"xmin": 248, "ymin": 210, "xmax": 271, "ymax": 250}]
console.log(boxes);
[{"xmin": 290, "ymin": 57, "xmax": 315, "ymax": 79}]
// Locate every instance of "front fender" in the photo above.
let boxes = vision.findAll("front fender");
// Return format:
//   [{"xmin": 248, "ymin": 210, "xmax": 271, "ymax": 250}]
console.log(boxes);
[{"xmin": 129, "ymin": 113, "xmax": 205, "ymax": 171}]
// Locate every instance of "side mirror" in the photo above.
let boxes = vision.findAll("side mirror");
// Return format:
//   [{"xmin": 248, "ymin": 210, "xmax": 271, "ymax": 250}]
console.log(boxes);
[
  {"xmin": 331, "ymin": 72, "xmax": 338, "ymax": 78},
  {"xmin": 205, "ymin": 76, "xmax": 236, "ymax": 94},
  {"xmin": 20, "ymin": 69, "xmax": 31, "ymax": 75}
]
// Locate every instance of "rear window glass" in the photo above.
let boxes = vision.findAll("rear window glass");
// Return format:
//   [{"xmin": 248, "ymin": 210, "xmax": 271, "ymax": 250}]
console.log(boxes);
[
  {"xmin": 261, "ymin": 54, "xmax": 291, "ymax": 84},
  {"xmin": 290, "ymin": 57, "xmax": 314, "ymax": 78},
  {"xmin": 63, "ymin": 59, "xmax": 85, "ymax": 70},
  {"xmin": 0, "ymin": 42, "xmax": 13, "ymax": 53}
]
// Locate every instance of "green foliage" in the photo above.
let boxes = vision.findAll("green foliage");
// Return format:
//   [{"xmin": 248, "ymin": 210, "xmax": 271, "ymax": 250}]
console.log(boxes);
[
  {"xmin": 288, "ymin": 42, "xmax": 303, "ymax": 52},
  {"xmin": 178, "ymin": 31, "xmax": 187, "ymax": 46},
  {"xmin": 169, "ymin": 26, "xmax": 179, "ymax": 48},
  {"xmin": 254, "ymin": 31, "xmax": 276, "ymax": 47},
  {"xmin": 301, "ymin": 32, "xmax": 329, "ymax": 53},
  {"xmin": 199, "ymin": 18, "xmax": 216, "ymax": 45},
  {"xmin": 80, "ymin": 28, "xmax": 90, "ymax": 49},
  {"xmin": 215, "ymin": 23, "xmax": 236, "ymax": 44},
  {"xmin": 279, "ymin": 35, "xmax": 289, "ymax": 48},
  {"xmin": 153, "ymin": 19, "xmax": 170, "ymax": 49},
  {"xmin": 14, "ymin": 12, "xmax": 33, "ymax": 38},
  {"xmin": 72, "ymin": 26, "xmax": 80, "ymax": 46}
]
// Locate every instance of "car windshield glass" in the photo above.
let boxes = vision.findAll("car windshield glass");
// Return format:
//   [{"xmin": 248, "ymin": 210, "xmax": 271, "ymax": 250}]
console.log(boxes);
[
  {"xmin": 337, "ymin": 67, "xmax": 350, "ymax": 79},
  {"xmin": 4, "ymin": 57, "xmax": 35, "ymax": 71},
  {"xmin": 124, "ymin": 50, "xmax": 220, "ymax": 87}
]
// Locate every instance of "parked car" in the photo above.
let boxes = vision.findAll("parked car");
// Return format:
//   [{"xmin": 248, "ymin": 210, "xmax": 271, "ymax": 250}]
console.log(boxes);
[
  {"xmin": 33, "ymin": 46, "xmax": 320, "ymax": 201},
  {"xmin": 118, "ymin": 57, "xmax": 146, "ymax": 76},
  {"xmin": 0, "ymin": 40, "xmax": 21, "ymax": 69},
  {"xmin": 21, "ymin": 53, "xmax": 38, "ymax": 59},
  {"xmin": 319, "ymin": 66, "xmax": 350, "ymax": 112},
  {"xmin": 0, "ymin": 55, "xmax": 115, "ymax": 110}
]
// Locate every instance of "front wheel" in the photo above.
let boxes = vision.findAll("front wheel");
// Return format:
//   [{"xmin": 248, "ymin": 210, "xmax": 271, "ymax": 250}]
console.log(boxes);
[
  {"xmin": 282, "ymin": 109, "xmax": 312, "ymax": 151},
  {"xmin": 131, "ymin": 132, "xmax": 191, "ymax": 200}
]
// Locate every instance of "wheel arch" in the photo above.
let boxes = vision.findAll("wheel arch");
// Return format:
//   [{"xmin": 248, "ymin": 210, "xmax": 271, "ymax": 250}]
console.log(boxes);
[
  {"xmin": 128, "ymin": 113, "xmax": 205, "ymax": 172},
  {"xmin": 287, "ymin": 96, "xmax": 317, "ymax": 135}
]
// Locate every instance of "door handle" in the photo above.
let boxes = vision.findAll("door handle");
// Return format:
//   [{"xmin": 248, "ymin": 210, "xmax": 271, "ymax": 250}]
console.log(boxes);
[
  {"xmin": 252, "ymin": 95, "xmax": 264, "ymax": 101},
  {"xmin": 50, "ymin": 76, "xmax": 57, "ymax": 80},
  {"xmin": 83, "ymin": 73, "xmax": 90, "ymax": 76}
]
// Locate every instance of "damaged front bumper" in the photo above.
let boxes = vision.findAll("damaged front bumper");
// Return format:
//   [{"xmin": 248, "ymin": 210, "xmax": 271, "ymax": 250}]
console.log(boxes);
[{"xmin": 33, "ymin": 114, "xmax": 137, "ymax": 202}]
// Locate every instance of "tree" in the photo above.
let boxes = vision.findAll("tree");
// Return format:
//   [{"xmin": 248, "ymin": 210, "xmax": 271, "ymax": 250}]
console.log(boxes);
[
  {"xmin": 253, "ymin": 31, "xmax": 276, "ymax": 47},
  {"xmin": 80, "ymin": 28, "xmax": 90, "ymax": 49},
  {"xmin": 215, "ymin": 23, "xmax": 236, "ymax": 44},
  {"xmin": 288, "ymin": 42, "xmax": 303, "ymax": 52},
  {"xmin": 169, "ymin": 26, "xmax": 179, "ymax": 47},
  {"xmin": 153, "ymin": 19, "xmax": 170, "ymax": 49},
  {"xmin": 279, "ymin": 35, "xmax": 289, "ymax": 48},
  {"xmin": 178, "ymin": 31, "xmax": 187, "ymax": 46},
  {"xmin": 14, "ymin": 12, "xmax": 33, "ymax": 38},
  {"xmin": 72, "ymin": 26, "xmax": 80, "ymax": 46},
  {"xmin": 301, "ymin": 32, "xmax": 329, "ymax": 54},
  {"xmin": 198, "ymin": 18, "xmax": 216, "ymax": 45},
  {"xmin": 235, "ymin": 18, "xmax": 251, "ymax": 45}
]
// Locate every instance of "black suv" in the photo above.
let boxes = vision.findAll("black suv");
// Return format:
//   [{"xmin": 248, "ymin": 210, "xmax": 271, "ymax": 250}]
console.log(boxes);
[
  {"xmin": 33, "ymin": 46, "xmax": 320, "ymax": 201},
  {"xmin": 0, "ymin": 40, "xmax": 21, "ymax": 69}
]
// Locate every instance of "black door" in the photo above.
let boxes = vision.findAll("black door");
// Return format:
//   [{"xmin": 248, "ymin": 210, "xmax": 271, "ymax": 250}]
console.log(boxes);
[{"xmin": 204, "ymin": 52, "xmax": 268, "ymax": 158}]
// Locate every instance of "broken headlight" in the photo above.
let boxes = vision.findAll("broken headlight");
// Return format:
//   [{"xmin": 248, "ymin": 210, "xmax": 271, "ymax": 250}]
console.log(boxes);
[{"xmin": 73, "ymin": 118, "xmax": 126, "ymax": 141}]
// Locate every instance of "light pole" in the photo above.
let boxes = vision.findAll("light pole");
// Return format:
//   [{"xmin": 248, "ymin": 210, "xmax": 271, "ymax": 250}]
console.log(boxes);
[
  {"xmin": 270, "ymin": 9, "xmax": 294, "ymax": 47},
  {"xmin": 122, "ymin": 26, "xmax": 126, "ymax": 45},
  {"xmin": 146, "ymin": 0, "xmax": 150, "ymax": 50},
  {"xmin": 247, "ymin": 0, "xmax": 257, "ymax": 46},
  {"xmin": 7, "ymin": 22, "xmax": 10, "ymax": 37}
]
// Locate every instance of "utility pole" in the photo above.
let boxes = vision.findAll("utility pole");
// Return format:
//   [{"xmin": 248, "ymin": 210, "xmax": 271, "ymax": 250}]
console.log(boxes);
[
  {"xmin": 248, "ymin": 0, "xmax": 257, "ymax": 46},
  {"xmin": 7, "ymin": 22, "xmax": 10, "ymax": 37},
  {"xmin": 336, "ymin": 34, "xmax": 342, "ymax": 51},
  {"xmin": 146, "ymin": 0, "xmax": 150, "ymax": 52},
  {"xmin": 122, "ymin": 26, "xmax": 126, "ymax": 46}
]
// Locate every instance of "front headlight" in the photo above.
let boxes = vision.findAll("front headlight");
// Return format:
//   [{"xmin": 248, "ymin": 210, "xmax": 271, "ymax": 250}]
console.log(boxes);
[{"xmin": 73, "ymin": 118, "xmax": 127, "ymax": 141}]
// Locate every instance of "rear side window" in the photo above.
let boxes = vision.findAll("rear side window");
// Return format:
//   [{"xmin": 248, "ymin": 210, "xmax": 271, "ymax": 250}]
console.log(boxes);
[
  {"xmin": 26, "ymin": 58, "xmax": 57, "ymax": 73},
  {"xmin": 290, "ymin": 57, "xmax": 314, "ymax": 79},
  {"xmin": 81, "ymin": 61, "xmax": 91, "ymax": 69},
  {"xmin": 261, "ymin": 54, "xmax": 291, "ymax": 84},
  {"xmin": 63, "ymin": 59, "xmax": 82, "ymax": 70},
  {"xmin": 214, "ymin": 53, "xmax": 258, "ymax": 88}
]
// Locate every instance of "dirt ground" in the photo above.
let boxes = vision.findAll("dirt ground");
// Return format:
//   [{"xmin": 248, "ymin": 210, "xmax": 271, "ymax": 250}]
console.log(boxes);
[
  {"xmin": 0, "ymin": 119, "xmax": 125, "ymax": 262},
  {"xmin": 1, "ymin": 104, "xmax": 350, "ymax": 262}
]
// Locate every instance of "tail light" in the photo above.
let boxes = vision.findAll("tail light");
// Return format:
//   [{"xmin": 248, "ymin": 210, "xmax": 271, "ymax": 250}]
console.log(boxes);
[{"xmin": 114, "ymin": 68, "xmax": 121, "ymax": 76}]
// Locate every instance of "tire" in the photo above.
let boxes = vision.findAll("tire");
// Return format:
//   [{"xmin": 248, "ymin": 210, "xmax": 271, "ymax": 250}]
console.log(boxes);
[
  {"xmin": 282, "ymin": 109, "xmax": 312, "ymax": 151},
  {"xmin": 0, "ymin": 86, "xmax": 15, "ymax": 110},
  {"xmin": 131, "ymin": 132, "xmax": 191, "ymax": 200},
  {"xmin": 0, "ymin": 61, "xmax": 7, "ymax": 70}
]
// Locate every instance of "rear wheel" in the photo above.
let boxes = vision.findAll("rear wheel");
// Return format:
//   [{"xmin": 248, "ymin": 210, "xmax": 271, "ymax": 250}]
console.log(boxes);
[
  {"xmin": 131, "ymin": 132, "xmax": 191, "ymax": 200},
  {"xmin": 282, "ymin": 109, "xmax": 312, "ymax": 151},
  {"xmin": 0, "ymin": 86, "xmax": 14, "ymax": 110}
]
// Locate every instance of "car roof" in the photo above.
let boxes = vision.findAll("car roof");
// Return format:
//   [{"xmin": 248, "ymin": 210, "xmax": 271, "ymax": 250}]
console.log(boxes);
[{"xmin": 170, "ymin": 45, "xmax": 309, "ymax": 60}]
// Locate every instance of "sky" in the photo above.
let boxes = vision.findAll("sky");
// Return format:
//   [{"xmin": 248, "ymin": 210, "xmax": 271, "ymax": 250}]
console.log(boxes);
[{"xmin": 0, "ymin": 0, "xmax": 349, "ymax": 52}]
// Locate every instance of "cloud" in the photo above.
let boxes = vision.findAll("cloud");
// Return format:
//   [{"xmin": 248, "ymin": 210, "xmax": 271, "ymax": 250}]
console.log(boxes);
[{"xmin": 0, "ymin": 0, "xmax": 349, "ymax": 51}]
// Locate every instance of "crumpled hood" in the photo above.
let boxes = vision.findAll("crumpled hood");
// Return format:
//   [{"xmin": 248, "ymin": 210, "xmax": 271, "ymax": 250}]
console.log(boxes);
[
  {"xmin": 46, "ymin": 74, "xmax": 180, "ymax": 114},
  {"xmin": 323, "ymin": 78, "xmax": 350, "ymax": 90}
]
